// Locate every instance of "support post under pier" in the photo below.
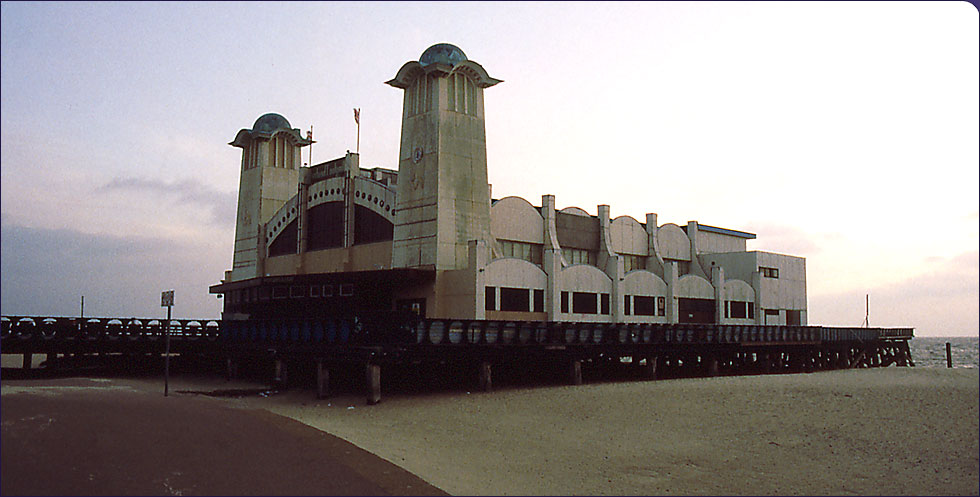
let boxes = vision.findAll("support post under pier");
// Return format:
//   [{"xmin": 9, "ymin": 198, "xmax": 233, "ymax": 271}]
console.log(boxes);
[
  {"xmin": 22, "ymin": 353, "xmax": 32, "ymax": 370},
  {"xmin": 478, "ymin": 361, "xmax": 492, "ymax": 392},
  {"xmin": 274, "ymin": 358, "xmax": 288, "ymax": 389},
  {"xmin": 570, "ymin": 360, "xmax": 583, "ymax": 386},
  {"xmin": 317, "ymin": 360, "xmax": 330, "ymax": 399},
  {"xmin": 366, "ymin": 363, "xmax": 381, "ymax": 405}
]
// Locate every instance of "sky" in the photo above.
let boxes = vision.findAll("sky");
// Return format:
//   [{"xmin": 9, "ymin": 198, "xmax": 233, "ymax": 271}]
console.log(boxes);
[{"xmin": 1, "ymin": 1, "xmax": 977, "ymax": 337}]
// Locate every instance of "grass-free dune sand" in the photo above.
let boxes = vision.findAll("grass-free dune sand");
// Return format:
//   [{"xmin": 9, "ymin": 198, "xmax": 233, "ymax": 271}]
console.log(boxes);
[
  {"xmin": 3, "ymin": 366, "xmax": 977, "ymax": 495},
  {"xmin": 244, "ymin": 368, "xmax": 979, "ymax": 496}
]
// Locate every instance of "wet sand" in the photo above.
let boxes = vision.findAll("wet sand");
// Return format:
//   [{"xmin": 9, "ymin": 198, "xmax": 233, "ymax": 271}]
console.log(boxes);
[{"xmin": 2, "ymin": 367, "xmax": 977, "ymax": 495}]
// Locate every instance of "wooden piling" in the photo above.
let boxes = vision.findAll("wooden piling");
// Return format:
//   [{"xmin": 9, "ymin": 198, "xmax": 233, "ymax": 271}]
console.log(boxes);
[
  {"xmin": 225, "ymin": 357, "xmax": 237, "ymax": 381},
  {"xmin": 316, "ymin": 360, "xmax": 330, "ymax": 399},
  {"xmin": 570, "ymin": 360, "xmax": 583, "ymax": 385},
  {"xmin": 946, "ymin": 342, "xmax": 952, "ymax": 368},
  {"xmin": 274, "ymin": 358, "xmax": 288, "ymax": 389},
  {"xmin": 22, "ymin": 353, "xmax": 32, "ymax": 370},
  {"xmin": 641, "ymin": 356, "xmax": 658, "ymax": 379},
  {"xmin": 478, "ymin": 361, "xmax": 492, "ymax": 392},
  {"xmin": 366, "ymin": 363, "xmax": 381, "ymax": 405}
]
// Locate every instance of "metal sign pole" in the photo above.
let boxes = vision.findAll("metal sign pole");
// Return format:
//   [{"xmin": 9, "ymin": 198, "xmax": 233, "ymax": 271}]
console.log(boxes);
[{"xmin": 161, "ymin": 290, "xmax": 174, "ymax": 397}]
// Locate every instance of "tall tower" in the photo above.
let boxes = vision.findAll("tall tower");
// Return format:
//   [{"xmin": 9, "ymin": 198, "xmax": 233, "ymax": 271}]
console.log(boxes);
[
  {"xmin": 227, "ymin": 113, "xmax": 311, "ymax": 282},
  {"xmin": 387, "ymin": 43, "xmax": 502, "ymax": 270}
]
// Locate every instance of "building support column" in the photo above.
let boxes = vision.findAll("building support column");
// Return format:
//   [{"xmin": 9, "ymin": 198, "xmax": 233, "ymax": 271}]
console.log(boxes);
[
  {"xmin": 316, "ymin": 360, "xmax": 330, "ymax": 399},
  {"xmin": 274, "ymin": 357, "xmax": 288, "ymax": 389},
  {"xmin": 569, "ymin": 360, "xmax": 583, "ymax": 385},
  {"xmin": 226, "ymin": 357, "xmax": 238, "ymax": 381},
  {"xmin": 366, "ymin": 363, "xmax": 381, "ymax": 405},
  {"xmin": 22, "ymin": 352, "xmax": 32, "ymax": 370},
  {"xmin": 478, "ymin": 361, "xmax": 492, "ymax": 392}
]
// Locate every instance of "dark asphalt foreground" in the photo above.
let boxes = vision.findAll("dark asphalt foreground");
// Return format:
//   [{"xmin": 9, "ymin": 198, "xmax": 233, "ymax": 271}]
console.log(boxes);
[{"xmin": 0, "ymin": 378, "xmax": 448, "ymax": 496}]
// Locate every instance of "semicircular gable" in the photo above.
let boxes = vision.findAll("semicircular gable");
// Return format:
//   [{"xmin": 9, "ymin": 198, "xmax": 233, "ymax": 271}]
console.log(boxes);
[
  {"xmin": 611, "ymin": 215, "xmax": 648, "ymax": 256},
  {"xmin": 724, "ymin": 279, "xmax": 754, "ymax": 301},
  {"xmin": 560, "ymin": 264, "xmax": 612, "ymax": 292},
  {"xmin": 623, "ymin": 270, "xmax": 667, "ymax": 295},
  {"xmin": 491, "ymin": 196, "xmax": 543, "ymax": 243},
  {"xmin": 657, "ymin": 223, "xmax": 690, "ymax": 261},
  {"xmin": 676, "ymin": 274, "xmax": 714, "ymax": 299},
  {"xmin": 559, "ymin": 206, "xmax": 591, "ymax": 217},
  {"xmin": 485, "ymin": 258, "xmax": 547, "ymax": 288}
]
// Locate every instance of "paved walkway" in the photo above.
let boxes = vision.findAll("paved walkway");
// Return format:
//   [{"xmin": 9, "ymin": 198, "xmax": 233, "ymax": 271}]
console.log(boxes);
[{"xmin": 1, "ymin": 377, "xmax": 446, "ymax": 496}]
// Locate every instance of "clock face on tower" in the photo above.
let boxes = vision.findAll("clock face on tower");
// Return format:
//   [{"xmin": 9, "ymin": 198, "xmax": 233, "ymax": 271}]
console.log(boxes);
[{"xmin": 412, "ymin": 146, "xmax": 423, "ymax": 163}]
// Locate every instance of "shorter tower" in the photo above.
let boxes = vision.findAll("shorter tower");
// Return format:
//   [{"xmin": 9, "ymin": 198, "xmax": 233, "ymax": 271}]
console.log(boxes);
[{"xmin": 228, "ymin": 113, "xmax": 311, "ymax": 282}]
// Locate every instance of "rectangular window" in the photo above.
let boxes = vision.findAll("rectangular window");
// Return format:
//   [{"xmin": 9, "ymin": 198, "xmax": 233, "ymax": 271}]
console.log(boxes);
[
  {"xmin": 561, "ymin": 291, "xmax": 569, "ymax": 313},
  {"xmin": 485, "ymin": 286, "xmax": 496, "ymax": 311},
  {"xmin": 624, "ymin": 295, "xmax": 631, "ymax": 316},
  {"xmin": 765, "ymin": 309, "xmax": 779, "ymax": 316},
  {"xmin": 729, "ymin": 301, "xmax": 747, "ymax": 319},
  {"xmin": 657, "ymin": 296, "xmax": 666, "ymax": 316},
  {"xmin": 258, "ymin": 286, "xmax": 271, "ymax": 301},
  {"xmin": 634, "ymin": 296, "xmax": 656, "ymax": 316},
  {"xmin": 748, "ymin": 303, "xmax": 755, "ymax": 319},
  {"xmin": 623, "ymin": 254, "xmax": 645, "ymax": 272},
  {"xmin": 290, "ymin": 285, "xmax": 304, "ymax": 298},
  {"xmin": 322, "ymin": 284, "xmax": 334, "ymax": 297},
  {"xmin": 272, "ymin": 286, "xmax": 288, "ymax": 300},
  {"xmin": 533, "ymin": 289, "xmax": 544, "ymax": 313},
  {"xmin": 310, "ymin": 285, "xmax": 321, "ymax": 298},
  {"xmin": 447, "ymin": 75, "xmax": 456, "ymax": 112},
  {"xmin": 499, "ymin": 240, "xmax": 542, "ymax": 265},
  {"xmin": 500, "ymin": 287, "xmax": 530, "ymax": 312},
  {"xmin": 562, "ymin": 248, "xmax": 597, "ymax": 266},
  {"xmin": 339, "ymin": 284, "xmax": 354, "ymax": 297},
  {"xmin": 761, "ymin": 267, "xmax": 779, "ymax": 278},
  {"xmin": 466, "ymin": 77, "xmax": 477, "ymax": 116},
  {"xmin": 572, "ymin": 292, "xmax": 598, "ymax": 314},
  {"xmin": 600, "ymin": 293, "xmax": 610, "ymax": 315},
  {"xmin": 456, "ymin": 74, "xmax": 465, "ymax": 113}
]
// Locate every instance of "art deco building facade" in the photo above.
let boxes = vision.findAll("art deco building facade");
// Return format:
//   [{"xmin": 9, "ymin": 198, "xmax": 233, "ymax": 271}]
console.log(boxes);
[{"xmin": 210, "ymin": 43, "xmax": 807, "ymax": 326}]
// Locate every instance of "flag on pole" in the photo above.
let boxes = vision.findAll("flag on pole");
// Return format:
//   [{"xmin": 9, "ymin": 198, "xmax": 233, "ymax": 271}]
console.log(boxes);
[{"xmin": 353, "ymin": 108, "xmax": 360, "ymax": 125}]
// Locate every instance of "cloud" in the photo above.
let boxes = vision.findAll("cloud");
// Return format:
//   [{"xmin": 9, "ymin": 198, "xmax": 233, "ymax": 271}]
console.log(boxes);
[
  {"xmin": 1, "ymin": 223, "xmax": 226, "ymax": 319},
  {"xmin": 98, "ymin": 177, "xmax": 237, "ymax": 227},
  {"xmin": 809, "ymin": 250, "xmax": 979, "ymax": 337}
]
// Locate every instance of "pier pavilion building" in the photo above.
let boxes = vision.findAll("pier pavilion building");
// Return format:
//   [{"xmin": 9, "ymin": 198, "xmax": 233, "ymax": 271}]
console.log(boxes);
[{"xmin": 210, "ymin": 43, "xmax": 807, "ymax": 327}]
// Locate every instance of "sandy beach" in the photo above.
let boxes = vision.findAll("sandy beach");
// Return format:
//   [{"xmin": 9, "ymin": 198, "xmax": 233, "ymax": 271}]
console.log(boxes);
[{"xmin": 3, "ymin": 366, "xmax": 977, "ymax": 495}]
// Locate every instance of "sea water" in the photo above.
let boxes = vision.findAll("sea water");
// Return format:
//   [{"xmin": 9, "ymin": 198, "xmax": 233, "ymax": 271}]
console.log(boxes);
[{"xmin": 909, "ymin": 336, "xmax": 979, "ymax": 369}]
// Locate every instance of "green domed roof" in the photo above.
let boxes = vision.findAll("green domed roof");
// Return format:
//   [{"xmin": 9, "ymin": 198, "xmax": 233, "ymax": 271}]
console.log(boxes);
[
  {"xmin": 419, "ymin": 43, "xmax": 467, "ymax": 67},
  {"xmin": 252, "ymin": 113, "xmax": 292, "ymax": 134}
]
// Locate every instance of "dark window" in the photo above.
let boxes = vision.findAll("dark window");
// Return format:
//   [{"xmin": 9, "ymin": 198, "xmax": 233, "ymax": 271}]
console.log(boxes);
[
  {"xmin": 533, "ymin": 289, "xmax": 544, "ymax": 313},
  {"xmin": 290, "ymin": 285, "xmax": 305, "ymax": 298},
  {"xmin": 765, "ymin": 309, "xmax": 779, "ymax": 316},
  {"xmin": 258, "ymin": 287, "xmax": 270, "ymax": 301},
  {"xmin": 310, "ymin": 285, "xmax": 320, "ymax": 298},
  {"xmin": 572, "ymin": 292, "xmax": 598, "ymax": 314},
  {"xmin": 678, "ymin": 298, "xmax": 714, "ymax": 324},
  {"xmin": 322, "ymin": 285, "xmax": 334, "ymax": 297},
  {"xmin": 761, "ymin": 267, "xmax": 779, "ymax": 278},
  {"xmin": 353, "ymin": 204, "xmax": 394, "ymax": 245},
  {"xmin": 748, "ymin": 303, "xmax": 755, "ymax": 319},
  {"xmin": 500, "ymin": 287, "xmax": 530, "ymax": 312},
  {"xmin": 307, "ymin": 202, "xmax": 345, "ymax": 250},
  {"xmin": 561, "ymin": 291, "xmax": 569, "ymax": 313},
  {"xmin": 657, "ymin": 296, "xmax": 666, "ymax": 316},
  {"xmin": 624, "ymin": 295, "xmax": 631, "ymax": 316},
  {"xmin": 634, "ymin": 296, "xmax": 656, "ymax": 316},
  {"xmin": 272, "ymin": 286, "xmax": 288, "ymax": 299},
  {"xmin": 786, "ymin": 310, "xmax": 801, "ymax": 325},
  {"xmin": 485, "ymin": 286, "xmax": 496, "ymax": 311},
  {"xmin": 600, "ymin": 293, "xmax": 610, "ymax": 315},
  {"xmin": 339, "ymin": 284, "xmax": 354, "ymax": 297},
  {"xmin": 729, "ymin": 301, "xmax": 747, "ymax": 319},
  {"xmin": 268, "ymin": 220, "xmax": 298, "ymax": 257}
]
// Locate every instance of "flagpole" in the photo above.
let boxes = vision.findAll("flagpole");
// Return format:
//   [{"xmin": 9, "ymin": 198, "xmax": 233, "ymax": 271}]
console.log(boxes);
[{"xmin": 354, "ymin": 108, "xmax": 360, "ymax": 155}]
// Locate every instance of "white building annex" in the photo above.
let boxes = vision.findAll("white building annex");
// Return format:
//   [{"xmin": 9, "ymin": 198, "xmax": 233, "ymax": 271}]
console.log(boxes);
[{"xmin": 210, "ymin": 43, "xmax": 808, "ymax": 327}]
